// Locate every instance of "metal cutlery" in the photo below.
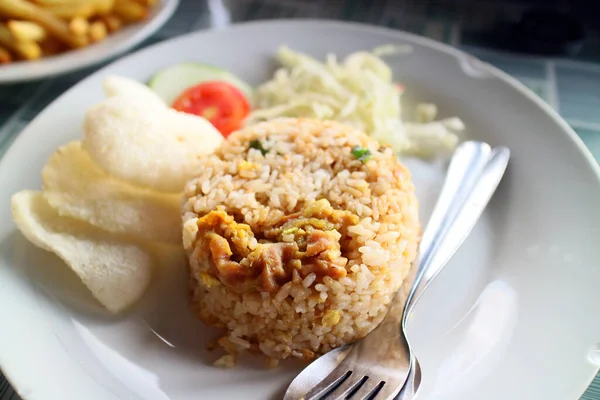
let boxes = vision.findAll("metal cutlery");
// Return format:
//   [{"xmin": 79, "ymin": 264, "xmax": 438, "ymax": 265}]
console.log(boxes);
[{"xmin": 284, "ymin": 141, "xmax": 510, "ymax": 400}]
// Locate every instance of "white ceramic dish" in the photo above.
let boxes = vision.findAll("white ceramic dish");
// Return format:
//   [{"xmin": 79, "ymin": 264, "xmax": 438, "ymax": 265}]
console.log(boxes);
[
  {"xmin": 0, "ymin": 20, "xmax": 599, "ymax": 400},
  {"xmin": 0, "ymin": 0, "xmax": 179, "ymax": 83}
]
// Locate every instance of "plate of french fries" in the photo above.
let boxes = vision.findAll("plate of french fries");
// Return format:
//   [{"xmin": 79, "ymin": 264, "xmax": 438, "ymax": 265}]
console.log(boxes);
[{"xmin": 0, "ymin": 0, "xmax": 179, "ymax": 82}]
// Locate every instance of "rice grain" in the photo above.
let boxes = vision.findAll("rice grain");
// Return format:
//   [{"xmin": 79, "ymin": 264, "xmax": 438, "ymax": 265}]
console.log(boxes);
[{"xmin": 182, "ymin": 118, "xmax": 420, "ymax": 361}]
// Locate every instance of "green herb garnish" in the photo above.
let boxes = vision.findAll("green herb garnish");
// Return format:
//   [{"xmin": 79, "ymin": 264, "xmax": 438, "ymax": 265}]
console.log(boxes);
[
  {"xmin": 249, "ymin": 139, "xmax": 268, "ymax": 156},
  {"xmin": 351, "ymin": 146, "xmax": 372, "ymax": 163}
]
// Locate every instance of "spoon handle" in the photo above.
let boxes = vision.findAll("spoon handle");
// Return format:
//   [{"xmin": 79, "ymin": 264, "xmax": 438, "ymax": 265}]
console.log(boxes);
[{"xmin": 404, "ymin": 142, "xmax": 510, "ymax": 321}]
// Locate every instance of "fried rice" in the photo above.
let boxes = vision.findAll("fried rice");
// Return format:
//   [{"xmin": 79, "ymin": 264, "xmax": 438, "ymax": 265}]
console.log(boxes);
[{"xmin": 181, "ymin": 118, "xmax": 420, "ymax": 364}]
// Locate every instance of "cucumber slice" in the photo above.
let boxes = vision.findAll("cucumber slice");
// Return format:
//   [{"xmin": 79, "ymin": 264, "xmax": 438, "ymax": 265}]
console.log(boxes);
[{"xmin": 148, "ymin": 63, "xmax": 253, "ymax": 106}]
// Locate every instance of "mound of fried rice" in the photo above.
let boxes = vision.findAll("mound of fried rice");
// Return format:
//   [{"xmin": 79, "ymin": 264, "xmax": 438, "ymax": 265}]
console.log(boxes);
[{"xmin": 181, "ymin": 118, "xmax": 420, "ymax": 365}]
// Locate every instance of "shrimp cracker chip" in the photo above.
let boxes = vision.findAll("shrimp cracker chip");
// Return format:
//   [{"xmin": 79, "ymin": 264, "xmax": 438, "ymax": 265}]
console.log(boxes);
[
  {"xmin": 42, "ymin": 141, "xmax": 181, "ymax": 244},
  {"xmin": 102, "ymin": 75, "xmax": 166, "ymax": 108},
  {"xmin": 11, "ymin": 191, "xmax": 154, "ymax": 313},
  {"xmin": 82, "ymin": 95, "xmax": 223, "ymax": 192}
]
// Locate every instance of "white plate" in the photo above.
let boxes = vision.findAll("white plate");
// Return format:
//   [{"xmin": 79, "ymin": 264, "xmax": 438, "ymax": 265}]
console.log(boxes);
[
  {"xmin": 0, "ymin": 20, "xmax": 599, "ymax": 400},
  {"xmin": 0, "ymin": 0, "xmax": 179, "ymax": 83}
]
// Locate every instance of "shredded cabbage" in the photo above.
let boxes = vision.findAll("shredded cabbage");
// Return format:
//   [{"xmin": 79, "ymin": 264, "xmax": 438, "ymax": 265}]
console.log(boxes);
[{"xmin": 247, "ymin": 46, "xmax": 464, "ymax": 157}]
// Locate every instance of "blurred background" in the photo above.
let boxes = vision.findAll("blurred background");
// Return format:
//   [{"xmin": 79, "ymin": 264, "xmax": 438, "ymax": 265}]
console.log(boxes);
[{"xmin": 173, "ymin": 0, "xmax": 600, "ymax": 61}]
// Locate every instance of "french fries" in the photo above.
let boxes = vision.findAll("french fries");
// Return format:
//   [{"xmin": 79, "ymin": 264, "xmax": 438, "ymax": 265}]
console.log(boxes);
[
  {"xmin": 103, "ymin": 15, "xmax": 122, "ymax": 32},
  {"xmin": 0, "ymin": 0, "xmax": 87, "ymax": 48},
  {"xmin": 32, "ymin": 0, "xmax": 90, "ymax": 5},
  {"xmin": 134, "ymin": 0, "xmax": 157, "ymax": 6},
  {"xmin": 113, "ymin": 0, "xmax": 148, "ymax": 22},
  {"xmin": 94, "ymin": 0, "xmax": 116, "ymax": 16},
  {"xmin": 0, "ymin": 0, "xmax": 157, "ymax": 64},
  {"xmin": 15, "ymin": 41, "xmax": 41, "ymax": 60},
  {"xmin": 0, "ymin": 46, "xmax": 13, "ymax": 63},
  {"xmin": 39, "ymin": 36, "xmax": 63, "ymax": 55},
  {"xmin": 68, "ymin": 17, "xmax": 88, "ymax": 36},
  {"xmin": 43, "ymin": 3, "xmax": 96, "ymax": 19},
  {"xmin": 89, "ymin": 21, "xmax": 107, "ymax": 43},
  {"xmin": 7, "ymin": 20, "xmax": 47, "ymax": 42},
  {"xmin": 0, "ymin": 23, "xmax": 41, "ymax": 60}
]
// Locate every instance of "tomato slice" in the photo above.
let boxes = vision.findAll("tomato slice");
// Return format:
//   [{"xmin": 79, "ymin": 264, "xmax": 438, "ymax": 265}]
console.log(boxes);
[{"xmin": 172, "ymin": 81, "xmax": 251, "ymax": 137}]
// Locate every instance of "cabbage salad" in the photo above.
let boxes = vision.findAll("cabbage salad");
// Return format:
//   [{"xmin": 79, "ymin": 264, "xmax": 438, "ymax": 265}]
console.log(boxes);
[{"xmin": 246, "ymin": 46, "xmax": 464, "ymax": 157}]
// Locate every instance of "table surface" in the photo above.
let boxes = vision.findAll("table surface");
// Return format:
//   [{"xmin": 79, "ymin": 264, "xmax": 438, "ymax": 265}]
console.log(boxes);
[{"xmin": 0, "ymin": 1, "xmax": 599, "ymax": 399}]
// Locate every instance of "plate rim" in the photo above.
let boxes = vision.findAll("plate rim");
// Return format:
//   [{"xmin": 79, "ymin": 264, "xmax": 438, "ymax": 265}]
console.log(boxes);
[
  {"xmin": 0, "ymin": 0, "xmax": 180, "ymax": 84},
  {"xmin": 0, "ymin": 18, "xmax": 598, "ymax": 399}
]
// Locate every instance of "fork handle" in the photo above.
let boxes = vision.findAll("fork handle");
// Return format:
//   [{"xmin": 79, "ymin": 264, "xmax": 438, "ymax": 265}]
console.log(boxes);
[
  {"xmin": 339, "ymin": 142, "xmax": 508, "ymax": 376},
  {"xmin": 300, "ymin": 141, "xmax": 509, "ymax": 400},
  {"xmin": 366, "ymin": 141, "xmax": 510, "ymax": 355},
  {"xmin": 373, "ymin": 141, "xmax": 503, "ymax": 331},
  {"xmin": 403, "ymin": 143, "xmax": 510, "ymax": 321}
]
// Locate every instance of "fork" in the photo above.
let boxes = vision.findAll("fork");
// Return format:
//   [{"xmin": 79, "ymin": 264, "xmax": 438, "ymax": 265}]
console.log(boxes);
[{"xmin": 301, "ymin": 141, "xmax": 510, "ymax": 400}]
